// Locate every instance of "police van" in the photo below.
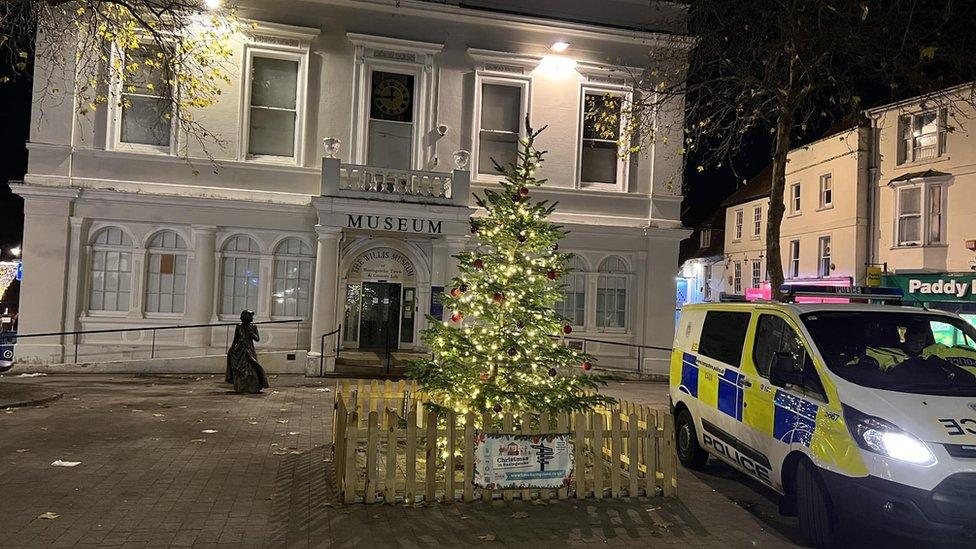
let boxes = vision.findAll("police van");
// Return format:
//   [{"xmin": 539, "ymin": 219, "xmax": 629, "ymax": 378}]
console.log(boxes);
[{"xmin": 670, "ymin": 288, "xmax": 976, "ymax": 547}]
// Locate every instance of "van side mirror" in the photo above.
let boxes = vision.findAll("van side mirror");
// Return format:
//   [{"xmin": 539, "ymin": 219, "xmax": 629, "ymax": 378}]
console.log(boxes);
[{"xmin": 769, "ymin": 351, "xmax": 804, "ymax": 388}]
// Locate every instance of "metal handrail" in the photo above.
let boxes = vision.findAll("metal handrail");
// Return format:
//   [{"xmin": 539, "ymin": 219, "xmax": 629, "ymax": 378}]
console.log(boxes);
[
  {"xmin": 557, "ymin": 335, "xmax": 672, "ymax": 374},
  {"xmin": 0, "ymin": 318, "xmax": 304, "ymax": 363},
  {"xmin": 318, "ymin": 325, "xmax": 342, "ymax": 377}
]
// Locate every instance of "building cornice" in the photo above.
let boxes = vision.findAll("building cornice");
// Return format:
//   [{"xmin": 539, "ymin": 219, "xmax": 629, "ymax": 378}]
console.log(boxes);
[{"xmin": 320, "ymin": 0, "xmax": 687, "ymax": 48}]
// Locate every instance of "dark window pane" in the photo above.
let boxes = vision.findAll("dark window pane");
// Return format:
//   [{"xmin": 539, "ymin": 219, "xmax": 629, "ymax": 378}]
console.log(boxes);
[{"xmin": 698, "ymin": 310, "xmax": 751, "ymax": 367}]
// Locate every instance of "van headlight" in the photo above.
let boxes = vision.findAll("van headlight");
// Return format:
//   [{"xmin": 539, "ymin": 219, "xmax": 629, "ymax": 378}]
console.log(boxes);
[{"xmin": 842, "ymin": 405, "xmax": 936, "ymax": 466}]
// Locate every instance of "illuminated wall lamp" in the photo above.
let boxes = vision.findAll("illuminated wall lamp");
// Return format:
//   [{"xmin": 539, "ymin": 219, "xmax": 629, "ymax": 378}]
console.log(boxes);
[{"xmin": 549, "ymin": 41, "xmax": 570, "ymax": 53}]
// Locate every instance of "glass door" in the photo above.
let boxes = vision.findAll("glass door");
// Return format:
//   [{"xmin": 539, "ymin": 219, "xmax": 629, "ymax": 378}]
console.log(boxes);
[
  {"xmin": 342, "ymin": 283, "xmax": 361, "ymax": 347},
  {"xmin": 400, "ymin": 287, "xmax": 416, "ymax": 345},
  {"xmin": 359, "ymin": 282, "xmax": 402, "ymax": 349}
]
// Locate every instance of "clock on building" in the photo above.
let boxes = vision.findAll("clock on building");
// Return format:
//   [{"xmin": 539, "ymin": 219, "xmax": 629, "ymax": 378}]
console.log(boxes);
[{"xmin": 370, "ymin": 72, "xmax": 413, "ymax": 121}]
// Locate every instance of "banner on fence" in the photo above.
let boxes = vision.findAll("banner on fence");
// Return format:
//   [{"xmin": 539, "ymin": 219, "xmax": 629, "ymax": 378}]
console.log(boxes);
[{"xmin": 473, "ymin": 432, "xmax": 574, "ymax": 490}]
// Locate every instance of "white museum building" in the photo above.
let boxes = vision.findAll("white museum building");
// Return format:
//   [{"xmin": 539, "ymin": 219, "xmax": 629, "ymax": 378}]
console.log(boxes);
[{"xmin": 14, "ymin": 0, "xmax": 688, "ymax": 373}]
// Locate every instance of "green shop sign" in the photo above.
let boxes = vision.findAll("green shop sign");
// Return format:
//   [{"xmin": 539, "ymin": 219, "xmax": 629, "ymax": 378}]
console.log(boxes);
[{"xmin": 883, "ymin": 273, "xmax": 976, "ymax": 303}]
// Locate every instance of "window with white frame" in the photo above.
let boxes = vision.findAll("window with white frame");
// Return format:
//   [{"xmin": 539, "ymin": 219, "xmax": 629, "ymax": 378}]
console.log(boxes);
[
  {"xmin": 367, "ymin": 69, "xmax": 416, "ymax": 170},
  {"xmin": 733, "ymin": 261, "xmax": 742, "ymax": 294},
  {"xmin": 245, "ymin": 51, "xmax": 303, "ymax": 160},
  {"xmin": 790, "ymin": 183, "xmax": 801, "ymax": 214},
  {"xmin": 897, "ymin": 187, "xmax": 922, "ymax": 245},
  {"xmin": 116, "ymin": 44, "xmax": 173, "ymax": 149},
  {"xmin": 895, "ymin": 182, "xmax": 946, "ymax": 246},
  {"xmin": 789, "ymin": 240, "xmax": 800, "ymax": 278},
  {"xmin": 89, "ymin": 227, "xmax": 133, "ymax": 312},
  {"xmin": 145, "ymin": 230, "xmax": 187, "ymax": 314},
  {"xmin": 753, "ymin": 206, "xmax": 762, "ymax": 237},
  {"xmin": 272, "ymin": 238, "xmax": 313, "ymax": 318},
  {"xmin": 751, "ymin": 261, "xmax": 761, "ymax": 289},
  {"xmin": 819, "ymin": 173, "xmax": 833, "ymax": 208},
  {"xmin": 221, "ymin": 235, "xmax": 261, "ymax": 316},
  {"xmin": 899, "ymin": 109, "xmax": 947, "ymax": 163},
  {"xmin": 596, "ymin": 256, "xmax": 627, "ymax": 330},
  {"xmin": 734, "ymin": 210, "xmax": 743, "ymax": 240},
  {"xmin": 475, "ymin": 77, "xmax": 528, "ymax": 177},
  {"xmin": 555, "ymin": 256, "xmax": 587, "ymax": 327},
  {"xmin": 700, "ymin": 229, "xmax": 712, "ymax": 248},
  {"xmin": 818, "ymin": 236, "xmax": 831, "ymax": 277},
  {"xmin": 579, "ymin": 89, "xmax": 628, "ymax": 189},
  {"xmin": 928, "ymin": 185, "xmax": 944, "ymax": 244}
]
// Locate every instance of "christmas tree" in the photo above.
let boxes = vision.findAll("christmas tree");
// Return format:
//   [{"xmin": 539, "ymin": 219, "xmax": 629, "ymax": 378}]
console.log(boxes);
[{"xmin": 410, "ymin": 120, "xmax": 616, "ymax": 415}]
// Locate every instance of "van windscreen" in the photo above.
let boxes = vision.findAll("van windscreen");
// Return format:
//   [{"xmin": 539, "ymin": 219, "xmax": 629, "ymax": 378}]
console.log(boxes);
[
  {"xmin": 802, "ymin": 311, "xmax": 976, "ymax": 397},
  {"xmin": 698, "ymin": 310, "xmax": 751, "ymax": 367}
]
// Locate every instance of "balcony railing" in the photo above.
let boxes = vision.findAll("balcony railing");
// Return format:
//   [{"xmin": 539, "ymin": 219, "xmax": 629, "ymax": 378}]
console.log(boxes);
[{"xmin": 321, "ymin": 157, "xmax": 470, "ymax": 206}]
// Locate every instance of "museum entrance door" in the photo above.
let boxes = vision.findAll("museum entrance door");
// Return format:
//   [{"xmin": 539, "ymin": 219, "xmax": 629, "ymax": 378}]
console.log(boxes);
[{"xmin": 358, "ymin": 282, "xmax": 402, "ymax": 350}]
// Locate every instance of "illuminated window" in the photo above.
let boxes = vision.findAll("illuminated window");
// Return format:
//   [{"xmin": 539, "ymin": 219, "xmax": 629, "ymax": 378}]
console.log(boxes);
[
  {"xmin": 272, "ymin": 238, "xmax": 313, "ymax": 318},
  {"xmin": 596, "ymin": 256, "xmax": 627, "ymax": 329},
  {"xmin": 220, "ymin": 235, "xmax": 261, "ymax": 316},
  {"xmin": 89, "ymin": 227, "xmax": 133, "ymax": 312},
  {"xmin": 145, "ymin": 230, "xmax": 187, "ymax": 314}
]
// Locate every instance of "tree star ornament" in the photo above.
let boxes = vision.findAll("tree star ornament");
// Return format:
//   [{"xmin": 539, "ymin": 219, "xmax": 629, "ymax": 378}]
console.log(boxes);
[{"xmin": 407, "ymin": 120, "xmax": 615, "ymax": 415}]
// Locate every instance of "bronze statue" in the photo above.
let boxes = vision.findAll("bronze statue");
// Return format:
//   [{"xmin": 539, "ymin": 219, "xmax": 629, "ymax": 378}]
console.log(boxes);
[{"xmin": 226, "ymin": 310, "xmax": 269, "ymax": 394}]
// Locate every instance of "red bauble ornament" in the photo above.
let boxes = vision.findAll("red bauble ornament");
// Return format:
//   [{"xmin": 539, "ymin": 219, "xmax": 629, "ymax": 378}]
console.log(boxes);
[
  {"xmin": 493, "ymin": 292, "xmax": 504, "ymax": 303},
  {"xmin": 581, "ymin": 361, "xmax": 593, "ymax": 371},
  {"xmin": 507, "ymin": 347, "xmax": 517, "ymax": 356},
  {"xmin": 518, "ymin": 186, "xmax": 529, "ymax": 196},
  {"xmin": 546, "ymin": 270, "xmax": 558, "ymax": 280},
  {"xmin": 451, "ymin": 312, "xmax": 462, "ymax": 323},
  {"xmin": 473, "ymin": 259, "xmax": 484, "ymax": 269},
  {"xmin": 548, "ymin": 368, "xmax": 558, "ymax": 377},
  {"xmin": 479, "ymin": 372, "xmax": 489, "ymax": 382},
  {"xmin": 517, "ymin": 234, "xmax": 527, "ymax": 243},
  {"xmin": 563, "ymin": 325, "xmax": 573, "ymax": 335},
  {"xmin": 450, "ymin": 287, "xmax": 461, "ymax": 298},
  {"xmin": 459, "ymin": 283, "xmax": 468, "ymax": 292},
  {"xmin": 512, "ymin": 194, "xmax": 522, "ymax": 202},
  {"xmin": 493, "ymin": 404, "xmax": 503, "ymax": 413}
]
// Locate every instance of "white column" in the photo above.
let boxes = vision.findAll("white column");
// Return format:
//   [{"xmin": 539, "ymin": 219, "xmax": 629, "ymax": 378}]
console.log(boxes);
[
  {"xmin": 186, "ymin": 226, "xmax": 217, "ymax": 348},
  {"xmin": 63, "ymin": 217, "xmax": 87, "ymax": 335},
  {"xmin": 128, "ymin": 250, "xmax": 147, "ymax": 319},
  {"xmin": 255, "ymin": 253, "xmax": 274, "ymax": 322},
  {"xmin": 310, "ymin": 226, "xmax": 342, "ymax": 370}
]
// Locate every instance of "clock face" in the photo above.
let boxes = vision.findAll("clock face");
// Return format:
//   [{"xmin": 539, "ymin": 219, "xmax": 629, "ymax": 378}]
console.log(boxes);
[{"xmin": 371, "ymin": 76, "xmax": 412, "ymax": 119}]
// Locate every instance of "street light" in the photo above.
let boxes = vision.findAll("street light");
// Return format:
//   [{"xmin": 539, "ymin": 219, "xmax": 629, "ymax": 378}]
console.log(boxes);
[{"xmin": 9, "ymin": 247, "xmax": 20, "ymax": 258}]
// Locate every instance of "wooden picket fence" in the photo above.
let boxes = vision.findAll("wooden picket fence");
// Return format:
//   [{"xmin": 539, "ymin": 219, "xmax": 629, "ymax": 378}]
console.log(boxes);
[{"xmin": 331, "ymin": 379, "xmax": 678, "ymax": 504}]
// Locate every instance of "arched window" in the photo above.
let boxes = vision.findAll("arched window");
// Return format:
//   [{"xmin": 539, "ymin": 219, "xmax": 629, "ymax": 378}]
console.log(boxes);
[
  {"xmin": 89, "ymin": 227, "xmax": 133, "ymax": 312},
  {"xmin": 272, "ymin": 237, "xmax": 313, "ymax": 318},
  {"xmin": 596, "ymin": 256, "xmax": 628, "ymax": 330},
  {"xmin": 145, "ymin": 230, "xmax": 188, "ymax": 314},
  {"xmin": 555, "ymin": 255, "xmax": 587, "ymax": 327},
  {"xmin": 220, "ymin": 235, "xmax": 261, "ymax": 316}
]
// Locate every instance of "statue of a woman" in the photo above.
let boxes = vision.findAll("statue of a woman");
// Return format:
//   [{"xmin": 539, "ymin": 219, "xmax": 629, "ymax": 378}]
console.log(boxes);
[{"xmin": 226, "ymin": 310, "xmax": 269, "ymax": 394}]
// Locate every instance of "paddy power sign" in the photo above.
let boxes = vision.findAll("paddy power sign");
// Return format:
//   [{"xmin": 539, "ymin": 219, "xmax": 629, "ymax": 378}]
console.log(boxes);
[{"xmin": 884, "ymin": 274, "xmax": 976, "ymax": 303}]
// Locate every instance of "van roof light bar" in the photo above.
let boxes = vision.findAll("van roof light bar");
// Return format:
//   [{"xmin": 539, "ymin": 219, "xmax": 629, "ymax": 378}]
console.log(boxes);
[{"xmin": 783, "ymin": 285, "xmax": 904, "ymax": 304}]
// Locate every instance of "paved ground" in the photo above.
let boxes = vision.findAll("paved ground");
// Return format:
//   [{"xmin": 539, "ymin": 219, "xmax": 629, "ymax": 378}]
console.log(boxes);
[{"xmin": 0, "ymin": 374, "xmax": 928, "ymax": 548}]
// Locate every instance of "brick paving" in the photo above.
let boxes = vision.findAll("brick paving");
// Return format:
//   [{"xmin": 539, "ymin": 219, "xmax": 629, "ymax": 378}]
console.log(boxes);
[{"xmin": 0, "ymin": 374, "xmax": 795, "ymax": 547}]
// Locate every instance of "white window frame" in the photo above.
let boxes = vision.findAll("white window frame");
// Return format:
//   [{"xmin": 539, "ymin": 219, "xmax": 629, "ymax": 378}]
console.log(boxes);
[
  {"xmin": 576, "ymin": 84, "xmax": 632, "ymax": 192},
  {"xmin": 789, "ymin": 183, "xmax": 801, "ymax": 215},
  {"xmin": 734, "ymin": 210, "xmax": 743, "ymax": 241},
  {"xmin": 240, "ymin": 45, "xmax": 309, "ymax": 165},
  {"xmin": 106, "ymin": 42, "xmax": 177, "ymax": 155},
  {"xmin": 819, "ymin": 173, "xmax": 833, "ymax": 209},
  {"xmin": 348, "ymin": 34, "xmax": 442, "ymax": 171},
  {"xmin": 555, "ymin": 256, "xmax": 587, "ymax": 328},
  {"xmin": 789, "ymin": 240, "xmax": 800, "ymax": 279},
  {"xmin": 899, "ymin": 108, "xmax": 948, "ymax": 164},
  {"xmin": 702, "ymin": 264, "xmax": 712, "ymax": 301},
  {"xmin": 271, "ymin": 237, "xmax": 314, "ymax": 319},
  {"xmin": 752, "ymin": 206, "xmax": 762, "ymax": 237},
  {"xmin": 892, "ymin": 177, "xmax": 949, "ymax": 247},
  {"xmin": 87, "ymin": 227, "xmax": 134, "ymax": 315},
  {"xmin": 751, "ymin": 260, "xmax": 761, "ymax": 289},
  {"xmin": 144, "ymin": 230, "xmax": 188, "ymax": 316},
  {"xmin": 219, "ymin": 235, "xmax": 263, "ymax": 319},
  {"xmin": 733, "ymin": 261, "xmax": 742, "ymax": 294},
  {"xmin": 471, "ymin": 72, "xmax": 531, "ymax": 183},
  {"xmin": 700, "ymin": 229, "xmax": 711, "ymax": 248},
  {"xmin": 818, "ymin": 236, "xmax": 831, "ymax": 278},
  {"xmin": 596, "ymin": 256, "xmax": 629, "ymax": 332}
]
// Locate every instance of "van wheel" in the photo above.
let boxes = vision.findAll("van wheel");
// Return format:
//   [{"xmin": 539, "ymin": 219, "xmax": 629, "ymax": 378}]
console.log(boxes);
[
  {"xmin": 675, "ymin": 409, "xmax": 708, "ymax": 470},
  {"xmin": 796, "ymin": 459, "xmax": 837, "ymax": 548}
]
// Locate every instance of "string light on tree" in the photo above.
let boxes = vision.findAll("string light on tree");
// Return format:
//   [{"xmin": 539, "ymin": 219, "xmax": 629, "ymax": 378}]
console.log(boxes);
[{"xmin": 409, "ymin": 117, "xmax": 615, "ymax": 415}]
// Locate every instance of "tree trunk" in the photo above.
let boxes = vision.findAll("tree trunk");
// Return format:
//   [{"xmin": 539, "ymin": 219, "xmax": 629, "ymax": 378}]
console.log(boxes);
[{"xmin": 766, "ymin": 107, "xmax": 795, "ymax": 301}]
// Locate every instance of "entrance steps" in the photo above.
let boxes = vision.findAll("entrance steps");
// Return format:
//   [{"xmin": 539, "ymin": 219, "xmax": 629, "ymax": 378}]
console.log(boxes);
[{"xmin": 334, "ymin": 350, "xmax": 429, "ymax": 379}]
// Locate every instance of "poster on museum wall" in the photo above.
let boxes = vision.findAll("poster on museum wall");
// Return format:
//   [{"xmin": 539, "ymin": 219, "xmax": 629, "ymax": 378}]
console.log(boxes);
[
  {"xmin": 473, "ymin": 432, "xmax": 574, "ymax": 490},
  {"xmin": 429, "ymin": 286, "xmax": 444, "ymax": 319}
]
